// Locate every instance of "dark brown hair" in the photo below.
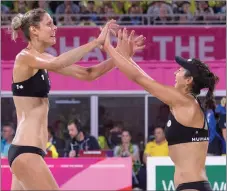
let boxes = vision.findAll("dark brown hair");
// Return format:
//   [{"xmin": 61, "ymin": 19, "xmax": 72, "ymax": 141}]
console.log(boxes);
[
  {"xmin": 11, "ymin": 8, "xmax": 46, "ymax": 41},
  {"xmin": 184, "ymin": 59, "xmax": 219, "ymax": 110}
]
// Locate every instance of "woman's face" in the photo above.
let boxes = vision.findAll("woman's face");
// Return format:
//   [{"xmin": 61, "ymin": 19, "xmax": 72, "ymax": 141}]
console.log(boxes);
[
  {"xmin": 174, "ymin": 67, "xmax": 193, "ymax": 89},
  {"xmin": 31, "ymin": 13, "xmax": 57, "ymax": 47}
]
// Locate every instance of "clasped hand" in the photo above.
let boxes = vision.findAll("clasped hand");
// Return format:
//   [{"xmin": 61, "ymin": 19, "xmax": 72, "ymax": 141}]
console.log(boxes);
[{"xmin": 97, "ymin": 20, "xmax": 146, "ymax": 59}]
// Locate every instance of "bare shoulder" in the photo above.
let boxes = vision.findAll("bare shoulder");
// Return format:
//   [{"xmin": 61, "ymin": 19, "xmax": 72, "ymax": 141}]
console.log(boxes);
[
  {"xmin": 15, "ymin": 49, "xmax": 35, "ymax": 65},
  {"xmin": 173, "ymin": 95, "xmax": 204, "ymax": 128}
]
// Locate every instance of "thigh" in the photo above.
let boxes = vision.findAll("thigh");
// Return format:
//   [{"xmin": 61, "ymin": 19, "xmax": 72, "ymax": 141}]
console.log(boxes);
[
  {"xmin": 11, "ymin": 153, "xmax": 59, "ymax": 190},
  {"xmin": 11, "ymin": 174, "xmax": 24, "ymax": 191}
]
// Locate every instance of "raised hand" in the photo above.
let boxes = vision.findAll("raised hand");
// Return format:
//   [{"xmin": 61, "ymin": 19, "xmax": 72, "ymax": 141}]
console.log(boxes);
[
  {"xmin": 96, "ymin": 20, "xmax": 119, "ymax": 45},
  {"xmin": 116, "ymin": 28, "xmax": 146, "ymax": 59}
]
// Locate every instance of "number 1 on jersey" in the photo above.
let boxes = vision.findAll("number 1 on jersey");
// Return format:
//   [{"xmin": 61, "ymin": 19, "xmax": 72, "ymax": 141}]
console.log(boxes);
[{"xmin": 41, "ymin": 74, "xmax": 44, "ymax": 80}]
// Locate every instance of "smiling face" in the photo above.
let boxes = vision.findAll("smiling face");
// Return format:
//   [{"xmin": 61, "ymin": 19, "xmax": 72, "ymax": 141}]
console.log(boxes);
[
  {"xmin": 174, "ymin": 67, "xmax": 193, "ymax": 90},
  {"xmin": 30, "ymin": 13, "xmax": 57, "ymax": 47}
]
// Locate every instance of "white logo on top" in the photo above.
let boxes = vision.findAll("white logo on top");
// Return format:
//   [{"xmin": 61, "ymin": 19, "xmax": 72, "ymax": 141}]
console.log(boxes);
[
  {"xmin": 167, "ymin": 120, "xmax": 171, "ymax": 127},
  {"xmin": 16, "ymin": 85, "xmax": 23, "ymax": 89}
]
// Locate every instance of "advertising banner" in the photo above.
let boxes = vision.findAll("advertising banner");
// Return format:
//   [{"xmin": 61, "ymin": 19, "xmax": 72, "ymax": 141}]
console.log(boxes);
[
  {"xmin": 1, "ymin": 158, "xmax": 132, "ymax": 190},
  {"xmin": 147, "ymin": 156, "xmax": 226, "ymax": 191},
  {"xmin": 1, "ymin": 26, "xmax": 225, "ymax": 61}
]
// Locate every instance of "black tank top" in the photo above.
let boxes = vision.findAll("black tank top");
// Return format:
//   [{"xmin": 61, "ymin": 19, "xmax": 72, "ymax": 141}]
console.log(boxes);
[
  {"xmin": 165, "ymin": 98, "xmax": 209, "ymax": 146},
  {"xmin": 12, "ymin": 69, "xmax": 51, "ymax": 98}
]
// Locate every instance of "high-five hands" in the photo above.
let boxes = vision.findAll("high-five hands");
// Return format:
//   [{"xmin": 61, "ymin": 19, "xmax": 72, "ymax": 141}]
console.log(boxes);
[
  {"xmin": 116, "ymin": 28, "xmax": 146, "ymax": 59},
  {"xmin": 96, "ymin": 19, "xmax": 119, "ymax": 46},
  {"xmin": 103, "ymin": 26, "xmax": 146, "ymax": 58}
]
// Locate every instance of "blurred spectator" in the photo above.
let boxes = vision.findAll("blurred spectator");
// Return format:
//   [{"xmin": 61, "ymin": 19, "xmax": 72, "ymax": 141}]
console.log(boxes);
[
  {"xmin": 56, "ymin": 1, "xmax": 79, "ymax": 26},
  {"xmin": 12, "ymin": 0, "xmax": 30, "ymax": 14},
  {"xmin": 216, "ymin": 97, "xmax": 226, "ymax": 115},
  {"xmin": 56, "ymin": 1, "xmax": 80, "ymax": 14},
  {"xmin": 143, "ymin": 126, "xmax": 168, "ymax": 164},
  {"xmin": 112, "ymin": 1, "xmax": 131, "ymax": 14},
  {"xmin": 32, "ymin": 1, "xmax": 53, "ymax": 16},
  {"xmin": 46, "ymin": 142, "xmax": 59, "ymax": 158},
  {"xmin": 113, "ymin": 130, "xmax": 140, "ymax": 187},
  {"xmin": 64, "ymin": 119, "xmax": 100, "ymax": 157},
  {"xmin": 80, "ymin": 1, "xmax": 98, "ymax": 23},
  {"xmin": 205, "ymin": 99, "xmax": 226, "ymax": 156},
  {"xmin": 1, "ymin": 4, "xmax": 10, "ymax": 25},
  {"xmin": 197, "ymin": 1, "xmax": 214, "ymax": 15},
  {"xmin": 215, "ymin": 97, "xmax": 226, "ymax": 142},
  {"xmin": 48, "ymin": 1, "xmax": 62, "ymax": 13},
  {"xmin": 176, "ymin": 1, "xmax": 194, "ymax": 24},
  {"xmin": 78, "ymin": 11, "xmax": 97, "ymax": 26},
  {"xmin": 195, "ymin": 1, "xmax": 215, "ymax": 22},
  {"xmin": 103, "ymin": 3, "xmax": 119, "ymax": 22},
  {"xmin": 1, "ymin": 1, "xmax": 14, "ymax": 10},
  {"xmin": 52, "ymin": 114, "xmax": 67, "ymax": 140},
  {"xmin": 108, "ymin": 121, "xmax": 123, "ymax": 149},
  {"xmin": 154, "ymin": 3, "xmax": 173, "ymax": 25},
  {"xmin": 219, "ymin": 113, "xmax": 226, "ymax": 143},
  {"xmin": 98, "ymin": 127, "xmax": 109, "ymax": 150},
  {"xmin": 47, "ymin": 126, "xmax": 65, "ymax": 157},
  {"xmin": 209, "ymin": 1, "xmax": 226, "ymax": 13},
  {"xmin": 84, "ymin": 1, "xmax": 97, "ymax": 13},
  {"xmin": 138, "ymin": 124, "xmax": 168, "ymax": 190},
  {"xmin": 147, "ymin": 1, "xmax": 173, "ymax": 24},
  {"xmin": 1, "ymin": 4, "xmax": 10, "ymax": 13},
  {"xmin": 114, "ymin": 130, "xmax": 140, "ymax": 161},
  {"xmin": 1, "ymin": 123, "xmax": 15, "ymax": 158},
  {"xmin": 120, "ymin": 4, "xmax": 144, "ymax": 25}
]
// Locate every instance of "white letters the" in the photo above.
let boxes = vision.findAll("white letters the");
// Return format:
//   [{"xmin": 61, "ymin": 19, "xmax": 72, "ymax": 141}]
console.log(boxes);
[
  {"xmin": 83, "ymin": 37, "xmax": 104, "ymax": 61},
  {"xmin": 59, "ymin": 37, "xmax": 80, "ymax": 54},
  {"xmin": 153, "ymin": 37, "xmax": 173, "ymax": 60},
  {"xmin": 199, "ymin": 36, "xmax": 215, "ymax": 60},
  {"xmin": 175, "ymin": 36, "xmax": 195, "ymax": 58}
]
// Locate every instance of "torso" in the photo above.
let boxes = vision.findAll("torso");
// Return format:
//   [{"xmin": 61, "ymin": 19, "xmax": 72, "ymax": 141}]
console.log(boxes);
[
  {"xmin": 12, "ymin": 49, "xmax": 51, "ymax": 151},
  {"xmin": 164, "ymin": 96, "xmax": 209, "ymax": 187}
]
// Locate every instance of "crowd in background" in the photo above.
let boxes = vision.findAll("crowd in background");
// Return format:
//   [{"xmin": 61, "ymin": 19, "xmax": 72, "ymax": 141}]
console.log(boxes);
[
  {"xmin": 1, "ymin": 0, "xmax": 226, "ymax": 26},
  {"xmin": 1, "ymin": 96, "xmax": 226, "ymax": 189}
]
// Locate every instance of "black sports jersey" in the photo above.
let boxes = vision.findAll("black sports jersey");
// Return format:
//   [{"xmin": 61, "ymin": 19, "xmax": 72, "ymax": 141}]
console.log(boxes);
[{"xmin": 12, "ymin": 69, "xmax": 50, "ymax": 97}]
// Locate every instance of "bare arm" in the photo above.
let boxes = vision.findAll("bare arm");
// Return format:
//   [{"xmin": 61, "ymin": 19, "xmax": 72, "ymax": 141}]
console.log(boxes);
[
  {"xmin": 51, "ymin": 30, "xmax": 145, "ymax": 81},
  {"xmin": 106, "ymin": 45, "xmax": 187, "ymax": 106},
  {"xmin": 19, "ymin": 20, "xmax": 117, "ymax": 71},
  {"xmin": 19, "ymin": 39, "xmax": 100, "ymax": 71},
  {"xmin": 54, "ymin": 58, "xmax": 115, "ymax": 81},
  {"xmin": 104, "ymin": 28, "xmax": 188, "ymax": 107}
]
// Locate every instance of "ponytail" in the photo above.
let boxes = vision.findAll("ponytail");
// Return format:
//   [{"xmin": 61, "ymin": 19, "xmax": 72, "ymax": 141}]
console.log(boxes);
[
  {"xmin": 11, "ymin": 13, "xmax": 24, "ymax": 41},
  {"xmin": 204, "ymin": 73, "xmax": 219, "ymax": 112}
]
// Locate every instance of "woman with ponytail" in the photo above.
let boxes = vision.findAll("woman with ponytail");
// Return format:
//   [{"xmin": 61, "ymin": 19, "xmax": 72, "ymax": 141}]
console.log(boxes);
[
  {"xmin": 7, "ymin": 8, "xmax": 146, "ymax": 190},
  {"xmin": 103, "ymin": 28, "xmax": 219, "ymax": 191}
]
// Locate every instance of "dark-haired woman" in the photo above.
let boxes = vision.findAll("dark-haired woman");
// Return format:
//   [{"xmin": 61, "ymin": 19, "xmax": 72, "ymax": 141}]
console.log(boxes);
[{"xmin": 103, "ymin": 28, "xmax": 218, "ymax": 191}]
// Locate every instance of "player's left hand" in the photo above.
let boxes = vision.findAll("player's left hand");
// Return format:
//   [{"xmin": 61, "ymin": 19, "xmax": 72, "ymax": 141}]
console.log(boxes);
[{"xmin": 115, "ymin": 28, "xmax": 146, "ymax": 59}]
